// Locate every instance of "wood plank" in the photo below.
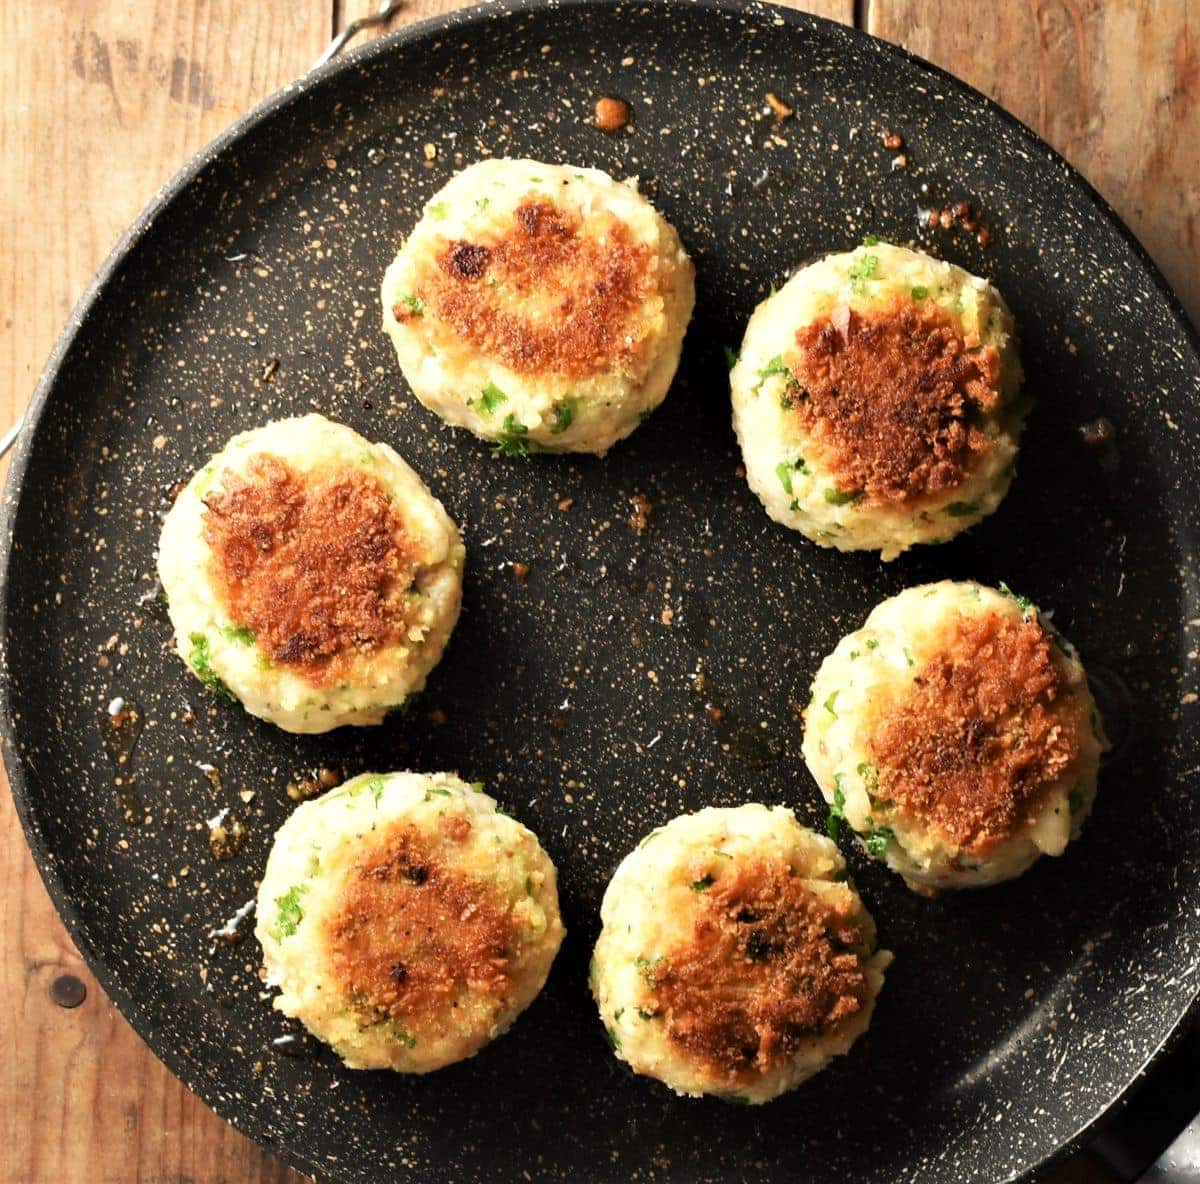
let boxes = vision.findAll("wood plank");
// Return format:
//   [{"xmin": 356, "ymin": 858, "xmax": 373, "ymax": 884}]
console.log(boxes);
[
  {"xmin": 336, "ymin": 0, "xmax": 854, "ymax": 45},
  {"xmin": 0, "ymin": 5, "xmax": 325, "ymax": 1180},
  {"xmin": 867, "ymin": 0, "xmax": 1200, "ymax": 323}
]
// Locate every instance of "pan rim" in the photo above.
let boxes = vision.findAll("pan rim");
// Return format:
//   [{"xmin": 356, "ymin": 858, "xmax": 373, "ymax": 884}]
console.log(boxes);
[{"xmin": 1, "ymin": 1, "xmax": 1197, "ymax": 1180}]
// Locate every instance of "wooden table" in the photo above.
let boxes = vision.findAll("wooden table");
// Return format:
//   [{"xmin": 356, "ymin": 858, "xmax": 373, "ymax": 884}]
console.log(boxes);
[{"xmin": 1, "ymin": 3, "xmax": 1196, "ymax": 1181}]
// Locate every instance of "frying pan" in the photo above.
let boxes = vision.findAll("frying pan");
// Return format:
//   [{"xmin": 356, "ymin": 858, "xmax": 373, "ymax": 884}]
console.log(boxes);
[{"xmin": 3, "ymin": 2, "xmax": 1199, "ymax": 1182}]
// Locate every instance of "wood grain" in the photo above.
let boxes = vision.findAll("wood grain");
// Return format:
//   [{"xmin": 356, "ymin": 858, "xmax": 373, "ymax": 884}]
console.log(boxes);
[
  {"xmin": 0, "ymin": 1, "xmax": 1191, "ymax": 1182},
  {"xmin": 0, "ymin": 6, "xmax": 327, "ymax": 1182},
  {"xmin": 868, "ymin": 0, "xmax": 1200, "ymax": 324}
]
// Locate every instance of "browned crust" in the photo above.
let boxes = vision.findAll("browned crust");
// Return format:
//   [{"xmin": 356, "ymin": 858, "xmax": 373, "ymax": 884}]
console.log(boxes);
[
  {"xmin": 202, "ymin": 454, "xmax": 415, "ymax": 686},
  {"xmin": 648, "ymin": 859, "xmax": 868, "ymax": 1083},
  {"xmin": 393, "ymin": 195, "xmax": 659, "ymax": 378},
  {"xmin": 323, "ymin": 821, "xmax": 515, "ymax": 1031},
  {"xmin": 868, "ymin": 612, "xmax": 1081, "ymax": 856},
  {"xmin": 788, "ymin": 300, "xmax": 1002, "ymax": 505}
]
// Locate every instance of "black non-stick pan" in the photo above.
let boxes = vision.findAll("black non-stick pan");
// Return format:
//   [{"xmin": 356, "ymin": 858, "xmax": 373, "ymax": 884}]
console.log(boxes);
[{"xmin": 4, "ymin": 2, "xmax": 1199, "ymax": 1182}]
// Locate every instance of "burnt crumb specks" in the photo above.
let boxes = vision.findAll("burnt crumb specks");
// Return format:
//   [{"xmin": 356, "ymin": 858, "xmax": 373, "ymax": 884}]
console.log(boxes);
[{"xmin": 5, "ymin": 3, "xmax": 1197, "ymax": 1183}]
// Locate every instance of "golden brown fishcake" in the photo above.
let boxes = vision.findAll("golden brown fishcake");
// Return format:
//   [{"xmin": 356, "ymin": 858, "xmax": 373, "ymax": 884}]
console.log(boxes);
[
  {"xmin": 323, "ymin": 821, "xmax": 515, "ymax": 1031},
  {"xmin": 393, "ymin": 196, "xmax": 658, "ymax": 378},
  {"xmin": 648, "ymin": 859, "xmax": 868, "ymax": 1083},
  {"xmin": 203, "ymin": 455, "xmax": 415, "ymax": 686},
  {"xmin": 868, "ymin": 612, "xmax": 1081, "ymax": 856},
  {"xmin": 789, "ymin": 301, "xmax": 1002, "ymax": 505}
]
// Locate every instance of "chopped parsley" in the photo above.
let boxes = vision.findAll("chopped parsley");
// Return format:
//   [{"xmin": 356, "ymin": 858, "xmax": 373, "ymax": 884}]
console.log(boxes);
[
  {"xmin": 690, "ymin": 874, "xmax": 715, "ymax": 892},
  {"xmin": 753, "ymin": 355, "xmax": 798, "ymax": 395},
  {"xmin": 826, "ymin": 777, "xmax": 846, "ymax": 841},
  {"xmin": 551, "ymin": 398, "xmax": 577, "ymax": 434},
  {"xmin": 428, "ymin": 201, "xmax": 448, "ymax": 219},
  {"xmin": 363, "ymin": 776, "xmax": 385, "ymax": 805},
  {"xmin": 469, "ymin": 780, "xmax": 485, "ymax": 793},
  {"xmin": 865, "ymin": 638, "xmax": 879, "ymax": 649},
  {"xmin": 636, "ymin": 1007, "xmax": 655, "ymax": 1021},
  {"xmin": 946, "ymin": 501, "xmax": 978, "ymax": 517},
  {"xmin": 998, "ymin": 581, "xmax": 1035, "ymax": 616},
  {"xmin": 848, "ymin": 253, "xmax": 880, "ymax": 294},
  {"xmin": 862, "ymin": 233, "xmax": 881, "ymax": 246},
  {"xmin": 187, "ymin": 633, "xmax": 235, "ymax": 701},
  {"xmin": 471, "ymin": 381, "xmax": 507, "ymax": 416},
  {"xmin": 398, "ymin": 292, "xmax": 424, "ymax": 317},
  {"xmin": 823, "ymin": 690, "xmax": 839, "ymax": 718},
  {"xmin": 395, "ymin": 1028, "xmax": 418, "ymax": 1049},
  {"xmin": 273, "ymin": 884, "xmax": 307, "ymax": 938},
  {"xmin": 865, "ymin": 827, "xmax": 894, "ymax": 857},
  {"xmin": 775, "ymin": 455, "xmax": 809, "ymax": 494},
  {"xmin": 910, "ymin": 285, "xmax": 929, "ymax": 301},
  {"xmin": 824, "ymin": 487, "xmax": 862, "ymax": 506},
  {"xmin": 903, "ymin": 647, "xmax": 915, "ymax": 667},
  {"xmin": 220, "ymin": 624, "xmax": 255, "ymax": 645},
  {"xmin": 605, "ymin": 1025, "xmax": 622, "ymax": 1050},
  {"xmin": 492, "ymin": 413, "xmax": 531, "ymax": 457},
  {"xmin": 475, "ymin": 196, "xmax": 490, "ymax": 213},
  {"xmin": 724, "ymin": 1094, "xmax": 753, "ymax": 1106},
  {"xmin": 857, "ymin": 762, "xmax": 879, "ymax": 795},
  {"xmin": 634, "ymin": 955, "xmax": 667, "ymax": 987},
  {"xmin": 723, "ymin": 344, "xmax": 739, "ymax": 370},
  {"xmin": 424, "ymin": 786, "xmax": 452, "ymax": 800}
]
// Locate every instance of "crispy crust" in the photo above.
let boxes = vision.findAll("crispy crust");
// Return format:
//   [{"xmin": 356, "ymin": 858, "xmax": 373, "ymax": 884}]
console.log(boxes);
[
  {"xmin": 649, "ymin": 859, "xmax": 868, "ymax": 1083},
  {"xmin": 394, "ymin": 195, "xmax": 658, "ymax": 378},
  {"xmin": 203, "ymin": 455, "xmax": 415, "ymax": 686},
  {"xmin": 789, "ymin": 300, "xmax": 1001, "ymax": 505},
  {"xmin": 323, "ymin": 821, "xmax": 515, "ymax": 1031},
  {"xmin": 868, "ymin": 612, "xmax": 1081, "ymax": 855}
]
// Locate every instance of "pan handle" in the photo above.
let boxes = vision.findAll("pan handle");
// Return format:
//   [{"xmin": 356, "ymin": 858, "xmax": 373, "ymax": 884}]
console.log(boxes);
[
  {"xmin": 311, "ymin": 0, "xmax": 406, "ymax": 70},
  {"xmin": 0, "ymin": 1, "xmax": 409, "ymax": 463},
  {"xmin": 1084, "ymin": 1023, "xmax": 1200, "ymax": 1181}
]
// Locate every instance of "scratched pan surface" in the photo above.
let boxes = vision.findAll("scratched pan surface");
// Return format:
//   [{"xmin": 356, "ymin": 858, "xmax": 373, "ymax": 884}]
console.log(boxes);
[{"xmin": 3, "ymin": 2, "xmax": 1200, "ymax": 1181}]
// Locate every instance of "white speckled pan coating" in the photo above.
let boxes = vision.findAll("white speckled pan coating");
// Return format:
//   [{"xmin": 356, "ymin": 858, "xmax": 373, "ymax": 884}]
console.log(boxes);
[{"xmin": 1, "ymin": 2, "xmax": 1198, "ymax": 1183}]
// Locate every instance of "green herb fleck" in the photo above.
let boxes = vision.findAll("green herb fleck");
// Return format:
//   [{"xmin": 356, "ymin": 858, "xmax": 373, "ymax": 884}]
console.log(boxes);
[
  {"xmin": 396, "ymin": 1028, "xmax": 418, "ymax": 1049},
  {"xmin": 865, "ymin": 638, "xmax": 878, "ymax": 649},
  {"xmin": 428, "ymin": 201, "xmax": 448, "ymax": 219},
  {"xmin": 220, "ymin": 624, "xmax": 255, "ymax": 645},
  {"xmin": 946, "ymin": 501, "xmax": 978, "ymax": 517},
  {"xmin": 634, "ymin": 955, "xmax": 667, "ymax": 987},
  {"xmin": 827, "ymin": 777, "xmax": 846, "ymax": 841},
  {"xmin": 187, "ymin": 633, "xmax": 235, "ymax": 701},
  {"xmin": 363, "ymin": 776, "xmax": 385, "ymax": 805},
  {"xmin": 492, "ymin": 413, "xmax": 531, "ymax": 457},
  {"xmin": 824, "ymin": 487, "xmax": 862, "ymax": 506},
  {"xmin": 724, "ymin": 1094, "xmax": 753, "ymax": 1106},
  {"xmin": 998, "ymin": 581, "xmax": 1035, "ymax": 616},
  {"xmin": 863, "ymin": 233, "xmax": 881, "ymax": 246},
  {"xmin": 910, "ymin": 285, "xmax": 929, "ymax": 301},
  {"xmin": 398, "ymin": 292, "xmax": 424, "ymax": 317},
  {"xmin": 469, "ymin": 780, "xmax": 485, "ymax": 793},
  {"xmin": 636, "ymin": 1007, "xmax": 655, "ymax": 1021},
  {"xmin": 723, "ymin": 344, "xmax": 739, "ymax": 370},
  {"xmin": 605, "ymin": 1025, "xmax": 621, "ymax": 1050},
  {"xmin": 472, "ymin": 381, "xmax": 507, "ymax": 416},
  {"xmin": 903, "ymin": 647, "xmax": 915, "ymax": 667},
  {"xmin": 865, "ymin": 827, "xmax": 893, "ymax": 858},
  {"xmin": 424, "ymin": 786, "xmax": 452, "ymax": 800},
  {"xmin": 823, "ymin": 690, "xmax": 839, "ymax": 718},
  {"xmin": 753, "ymin": 355, "xmax": 798, "ymax": 395},
  {"xmin": 273, "ymin": 884, "xmax": 307, "ymax": 938},
  {"xmin": 690, "ymin": 874, "xmax": 715, "ymax": 892},
  {"xmin": 551, "ymin": 398, "xmax": 577, "ymax": 434},
  {"xmin": 775, "ymin": 461, "xmax": 795, "ymax": 495},
  {"xmin": 475, "ymin": 196, "xmax": 490, "ymax": 213},
  {"xmin": 857, "ymin": 762, "xmax": 879, "ymax": 795},
  {"xmin": 848, "ymin": 253, "xmax": 880, "ymax": 293}
]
